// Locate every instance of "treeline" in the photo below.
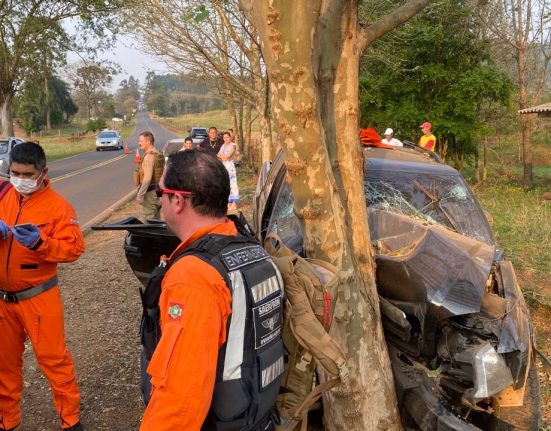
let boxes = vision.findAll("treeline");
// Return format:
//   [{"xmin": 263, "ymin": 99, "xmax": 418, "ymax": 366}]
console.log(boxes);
[{"xmin": 143, "ymin": 72, "xmax": 224, "ymax": 117}]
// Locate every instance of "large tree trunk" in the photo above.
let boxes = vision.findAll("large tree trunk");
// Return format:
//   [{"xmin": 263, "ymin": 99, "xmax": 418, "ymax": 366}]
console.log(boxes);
[
  {"xmin": 1, "ymin": 92, "xmax": 15, "ymax": 136},
  {"xmin": 251, "ymin": 44, "xmax": 273, "ymax": 164},
  {"xmin": 245, "ymin": 1, "xmax": 400, "ymax": 429},
  {"xmin": 45, "ymin": 75, "xmax": 52, "ymax": 131}
]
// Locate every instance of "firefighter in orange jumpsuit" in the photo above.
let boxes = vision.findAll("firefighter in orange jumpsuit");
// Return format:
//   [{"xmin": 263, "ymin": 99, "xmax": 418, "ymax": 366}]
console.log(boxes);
[
  {"xmin": 0, "ymin": 142, "xmax": 85, "ymax": 431},
  {"xmin": 140, "ymin": 150, "xmax": 233, "ymax": 430}
]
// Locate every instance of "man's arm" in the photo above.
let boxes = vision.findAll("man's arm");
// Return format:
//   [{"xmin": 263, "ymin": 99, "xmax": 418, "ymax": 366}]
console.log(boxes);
[
  {"xmin": 34, "ymin": 204, "xmax": 85, "ymax": 263},
  {"xmin": 140, "ymin": 280, "xmax": 230, "ymax": 430},
  {"xmin": 137, "ymin": 153, "xmax": 155, "ymax": 203}
]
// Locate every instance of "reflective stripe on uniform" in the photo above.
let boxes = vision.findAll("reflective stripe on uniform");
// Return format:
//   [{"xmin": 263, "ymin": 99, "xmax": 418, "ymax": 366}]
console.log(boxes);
[{"xmin": 223, "ymin": 270, "xmax": 247, "ymax": 381}]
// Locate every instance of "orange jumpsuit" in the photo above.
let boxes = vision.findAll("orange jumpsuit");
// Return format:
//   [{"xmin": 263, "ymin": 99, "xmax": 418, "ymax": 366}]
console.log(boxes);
[
  {"xmin": 140, "ymin": 221, "xmax": 234, "ymax": 431},
  {"xmin": 0, "ymin": 179, "xmax": 85, "ymax": 429}
]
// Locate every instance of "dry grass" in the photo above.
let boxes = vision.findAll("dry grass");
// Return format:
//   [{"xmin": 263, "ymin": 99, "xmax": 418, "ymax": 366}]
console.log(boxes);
[{"xmin": 16, "ymin": 119, "xmax": 137, "ymax": 162}]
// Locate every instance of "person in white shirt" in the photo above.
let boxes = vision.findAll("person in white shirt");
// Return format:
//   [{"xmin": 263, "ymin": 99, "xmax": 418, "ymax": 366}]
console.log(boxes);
[{"xmin": 382, "ymin": 128, "xmax": 403, "ymax": 147}]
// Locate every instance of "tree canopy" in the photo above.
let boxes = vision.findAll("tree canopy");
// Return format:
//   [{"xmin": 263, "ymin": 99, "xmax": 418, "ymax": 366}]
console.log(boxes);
[{"xmin": 359, "ymin": 0, "xmax": 512, "ymax": 166}]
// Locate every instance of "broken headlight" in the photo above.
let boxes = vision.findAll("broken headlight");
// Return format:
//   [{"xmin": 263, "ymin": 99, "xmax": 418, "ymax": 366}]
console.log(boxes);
[{"xmin": 472, "ymin": 343, "xmax": 513, "ymax": 399}]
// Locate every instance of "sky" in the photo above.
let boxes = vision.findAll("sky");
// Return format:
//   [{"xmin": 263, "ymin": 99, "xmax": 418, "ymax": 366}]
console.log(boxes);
[{"xmin": 65, "ymin": 24, "xmax": 169, "ymax": 93}]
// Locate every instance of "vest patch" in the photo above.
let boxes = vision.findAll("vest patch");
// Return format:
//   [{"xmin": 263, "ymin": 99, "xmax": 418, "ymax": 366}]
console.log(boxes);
[
  {"xmin": 253, "ymin": 296, "xmax": 282, "ymax": 349},
  {"xmin": 221, "ymin": 245, "xmax": 269, "ymax": 271}
]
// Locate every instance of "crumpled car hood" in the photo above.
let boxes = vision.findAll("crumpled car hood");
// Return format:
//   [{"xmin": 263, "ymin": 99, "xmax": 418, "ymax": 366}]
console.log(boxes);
[{"xmin": 370, "ymin": 209, "xmax": 496, "ymax": 317}]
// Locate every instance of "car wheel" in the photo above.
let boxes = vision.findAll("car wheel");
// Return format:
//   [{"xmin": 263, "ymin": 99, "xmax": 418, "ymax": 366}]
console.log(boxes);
[
  {"xmin": 96, "ymin": 148, "xmax": 100, "ymax": 151},
  {"xmin": 488, "ymin": 359, "xmax": 540, "ymax": 431}
]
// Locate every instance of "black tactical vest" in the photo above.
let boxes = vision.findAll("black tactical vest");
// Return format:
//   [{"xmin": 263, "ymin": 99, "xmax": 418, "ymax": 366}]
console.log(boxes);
[{"xmin": 140, "ymin": 230, "xmax": 284, "ymax": 431}]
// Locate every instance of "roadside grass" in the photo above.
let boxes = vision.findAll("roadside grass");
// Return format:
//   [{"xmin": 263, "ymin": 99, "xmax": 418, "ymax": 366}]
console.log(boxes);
[
  {"xmin": 474, "ymin": 179, "xmax": 551, "ymax": 291},
  {"xmin": 151, "ymin": 110, "xmax": 259, "ymax": 136},
  {"xmin": 28, "ymin": 119, "xmax": 137, "ymax": 162}
]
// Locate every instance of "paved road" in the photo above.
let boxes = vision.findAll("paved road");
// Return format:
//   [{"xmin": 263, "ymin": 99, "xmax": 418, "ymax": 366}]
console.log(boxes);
[{"xmin": 48, "ymin": 112, "xmax": 179, "ymax": 225}]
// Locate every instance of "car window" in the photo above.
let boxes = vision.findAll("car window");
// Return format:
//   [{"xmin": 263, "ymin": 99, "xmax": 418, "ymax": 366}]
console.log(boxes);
[
  {"xmin": 364, "ymin": 171, "xmax": 494, "ymax": 245},
  {"xmin": 191, "ymin": 128, "xmax": 207, "ymax": 136},
  {"xmin": 266, "ymin": 182, "xmax": 304, "ymax": 253},
  {"xmin": 98, "ymin": 132, "xmax": 118, "ymax": 138},
  {"xmin": 0, "ymin": 141, "xmax": 8, "ymax": 154}
]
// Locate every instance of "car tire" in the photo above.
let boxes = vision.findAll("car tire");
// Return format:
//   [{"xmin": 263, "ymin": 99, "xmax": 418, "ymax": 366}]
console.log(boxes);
[
  {"xmin": 96, "ymin": 148, "xmax": 100, "ymax": 151},
  {"xmin": 488, "ymin": 359, "xmax": 540, "ymax": 431}
]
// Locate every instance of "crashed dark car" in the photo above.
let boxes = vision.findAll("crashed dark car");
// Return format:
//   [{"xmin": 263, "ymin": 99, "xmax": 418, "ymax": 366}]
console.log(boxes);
[
  {"xmin": 252, "ymin": 146, "xmax": 540, "ymax": 430},
  {"xmin": 95, "ymin": 145, "xmax": 540, "ymax": 431}
]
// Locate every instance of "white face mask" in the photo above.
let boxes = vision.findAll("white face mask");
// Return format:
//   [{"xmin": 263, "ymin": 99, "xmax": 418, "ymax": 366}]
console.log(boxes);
[{"xmin": 10, "ymin": 171, "xmax": 45, "ymax": 195}]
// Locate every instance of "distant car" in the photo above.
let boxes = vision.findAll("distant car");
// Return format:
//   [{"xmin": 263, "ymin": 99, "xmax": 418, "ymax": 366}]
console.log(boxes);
[
  {"xmin": 189, "ymin": 127, "xmax": 208, "ymax": 145},
  {"xmin": 162, "ymin": 138, "xmax": 187, "ymax": 160},
  {"xmin": 0, "ymin": 137, "xmax": 24, "ymax": 175},
  {"xmin": 95, "ymin": 130, "xmax": 123, "ymax": 151}
]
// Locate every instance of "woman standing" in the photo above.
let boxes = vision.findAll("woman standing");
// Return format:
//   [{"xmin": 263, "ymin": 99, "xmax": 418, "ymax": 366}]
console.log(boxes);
[{"xmin": 218, "ymin": 131, "xmax": 239, "ymax": 211}]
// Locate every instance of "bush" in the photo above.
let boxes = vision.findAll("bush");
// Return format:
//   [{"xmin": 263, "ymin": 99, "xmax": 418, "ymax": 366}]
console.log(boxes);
[{"xmin": 87, "ymin": 118, "xmax": 107, "ymax": 132}]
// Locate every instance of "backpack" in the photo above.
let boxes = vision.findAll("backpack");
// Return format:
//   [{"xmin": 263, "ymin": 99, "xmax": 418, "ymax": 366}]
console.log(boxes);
[{"xmin": 264, "ymin": 233, "xmax": 348, "ymax": 431}]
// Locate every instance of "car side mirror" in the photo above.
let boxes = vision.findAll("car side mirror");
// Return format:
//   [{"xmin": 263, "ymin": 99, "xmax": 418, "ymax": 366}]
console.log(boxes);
[{"xmin": 483, "ymin": 209, "xmax": 494, "ymax": 226}]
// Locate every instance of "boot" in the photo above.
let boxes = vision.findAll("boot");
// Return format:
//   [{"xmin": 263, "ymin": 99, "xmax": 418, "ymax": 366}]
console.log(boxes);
[{"xmin": 63, "ymin": 422, "xmax": 84, "ymax": 431}]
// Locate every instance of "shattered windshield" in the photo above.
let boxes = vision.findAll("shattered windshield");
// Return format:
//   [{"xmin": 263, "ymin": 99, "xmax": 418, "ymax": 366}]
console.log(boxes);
[{"xmin": 364, "ymin": 171, "xmax": 494, "ymax": 245}]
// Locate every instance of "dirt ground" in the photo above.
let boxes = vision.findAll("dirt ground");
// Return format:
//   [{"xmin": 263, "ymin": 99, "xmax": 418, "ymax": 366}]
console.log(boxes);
[{"xmin": 17, "ymin": 192, "xmax": 551, "ymax": 430}]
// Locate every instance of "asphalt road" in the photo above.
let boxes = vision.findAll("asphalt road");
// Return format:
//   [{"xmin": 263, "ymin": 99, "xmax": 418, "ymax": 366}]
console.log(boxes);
[{"xmin": 48, "ymin": 112, "xmax": 179, "ymax": 225}]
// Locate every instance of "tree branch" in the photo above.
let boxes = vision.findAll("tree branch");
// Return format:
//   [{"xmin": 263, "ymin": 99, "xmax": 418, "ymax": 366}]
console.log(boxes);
[{"xmin": 359, "ymin": 0, "xmax": 433, "ymax": 52}]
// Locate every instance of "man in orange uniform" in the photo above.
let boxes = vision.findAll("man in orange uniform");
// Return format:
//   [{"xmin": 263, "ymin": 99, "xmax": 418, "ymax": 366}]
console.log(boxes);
[
  {"xmin": 140, "ymin": 150, "xmax": 283, "ymax": 430},
  {"xmin": 0, "ymin": 143, "xmax": 85, "ymax": 431}
]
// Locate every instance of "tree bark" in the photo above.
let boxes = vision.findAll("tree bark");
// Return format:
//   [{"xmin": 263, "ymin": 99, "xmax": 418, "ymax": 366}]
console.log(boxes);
[
  {"xmin": 1, "ymin": 91, "xmax": 15, "ymax": 136},
  {"xmin": 45, "ymin": 75, "xmax": 52, "ymax": 131},
  {"xmin": 245, "ymin": 1, "xmax": 400, "ymax": 429}
]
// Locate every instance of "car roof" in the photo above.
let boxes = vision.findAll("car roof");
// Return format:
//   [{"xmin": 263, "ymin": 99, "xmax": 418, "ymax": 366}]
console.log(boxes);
[
  {"xmin": 363, "ymin": 147, "xmax": 458, "ymax": 175},
  {"xmin": 98, "ymin": 130, "xmax": 119, "ymax": 134}
]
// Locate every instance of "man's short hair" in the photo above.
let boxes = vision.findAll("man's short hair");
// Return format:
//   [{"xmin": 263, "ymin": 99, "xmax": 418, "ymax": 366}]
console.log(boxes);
[
  {"xmin": 10, "ymin": 142, "xmax": 46, "ymax": 171},
  {"xmin": 208, "ymin": 127, "xmax": 218, "ymax": 132},
  {"xmin": 165, "ymin": 149, "xmax": 229, "ymax": 218},
  {"xmin": 139, "ymin": 131, "xmax": 154, "ymax": 145},
  {"xmin": 184, "ymin": 137, "xmax": 193, "ymax": 143}
]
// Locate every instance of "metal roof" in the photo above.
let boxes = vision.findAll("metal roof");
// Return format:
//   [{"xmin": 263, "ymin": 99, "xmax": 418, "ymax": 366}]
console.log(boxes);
[{"xmin": 518, "ymin": 102, "xmax": 551, "ymax": 115}]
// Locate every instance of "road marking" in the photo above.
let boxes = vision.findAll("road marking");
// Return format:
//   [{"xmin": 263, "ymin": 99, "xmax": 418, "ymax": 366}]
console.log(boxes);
[{"xmin": 51, "ymin": 154, "xmax": 128, "ymax": 183}]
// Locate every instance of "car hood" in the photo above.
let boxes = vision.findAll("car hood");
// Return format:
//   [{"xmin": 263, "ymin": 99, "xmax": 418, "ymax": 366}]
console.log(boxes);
[
  {"xmin": 97, "ymin": 137, "xmax": 119, "ymax": 142},
  {"xmin": 370, "ymin": 209, "xmax": 496, "ymax": 317}
]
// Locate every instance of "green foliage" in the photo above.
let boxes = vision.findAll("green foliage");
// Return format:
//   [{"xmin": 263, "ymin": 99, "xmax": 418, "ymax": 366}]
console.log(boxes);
[
  {"xmin": 0, "ymin": 0, "xmax": 127, "ymax": 133},
  {"xmin": 14, "ymin": 75, "xmax": 78, "ymax": 134},
  {"xmin": 87, "ymin": 118, "xmax": 107, "ymax": 132},
  {"xmin": 359, "ymin": 0, "xmax": 512, "ymax": 166},
  {"xmin": 143, "ymin": 72, "xmax": 223, "ymax": 117}
]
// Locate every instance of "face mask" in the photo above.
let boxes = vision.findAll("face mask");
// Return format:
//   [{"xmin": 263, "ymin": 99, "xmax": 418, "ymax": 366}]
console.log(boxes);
[{"xmin": 10, "ymin": 171, "xmax": 45, "ymax": 195}]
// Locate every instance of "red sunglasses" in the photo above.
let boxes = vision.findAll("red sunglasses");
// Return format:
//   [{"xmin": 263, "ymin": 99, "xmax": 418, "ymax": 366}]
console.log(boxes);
[{"xmin": 155, "ymin": 185, "xmax": 193, "ymax": 198}]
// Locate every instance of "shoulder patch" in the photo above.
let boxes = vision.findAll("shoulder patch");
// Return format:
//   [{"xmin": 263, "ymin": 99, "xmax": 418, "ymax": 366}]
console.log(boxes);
[
  {"xmin": 220, "ymin": 245, "xmax": 269, "ymax": 271},
  {"xmin": 168, "ymin": 302, "xmax": 183, "ymax": 321}
]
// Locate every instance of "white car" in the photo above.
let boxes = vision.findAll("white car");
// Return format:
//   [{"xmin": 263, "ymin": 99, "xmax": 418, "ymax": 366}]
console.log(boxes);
[
  {"xmin": 96, "ymin": 130, "xmax": 123, "ymax": 151},
  {"xmin": 0, "ymin": 137, "xmax": 24, "ymax": 175}
]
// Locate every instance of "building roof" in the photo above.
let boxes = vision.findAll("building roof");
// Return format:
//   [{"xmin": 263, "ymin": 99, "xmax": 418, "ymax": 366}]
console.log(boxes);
[{"xmin": 518, "ymin": 102, "xmax": 551, "ymax": 115}]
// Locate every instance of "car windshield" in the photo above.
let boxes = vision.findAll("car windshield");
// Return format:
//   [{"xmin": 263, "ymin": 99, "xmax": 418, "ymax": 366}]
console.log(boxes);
[
  {"xmin": 192, "ymin": 129, "xmax": 207, "ymax": 136},
  {"xmin": 364, "ymin": 170, "xmax": 494, "ymax": 245},
  {"xmin": 0, "ymin": 141, "xmax": 8, "ymax": 154},
  {"xmin": 98, "ymin": 132, "xmax": 117, "ymax": 138},
  {"xmin": 266, "ymin": 170, "xmax": 494, "ymax": 248}
]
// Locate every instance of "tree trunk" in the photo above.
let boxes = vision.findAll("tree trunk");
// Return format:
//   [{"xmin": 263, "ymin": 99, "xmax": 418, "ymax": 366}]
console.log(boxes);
[
  {"xmin": 520, "ymin": 114, "xmax": 533, "ymax": 188},
  {"xmin": 1, "ymin": 92, "xmax": 15, "ymax": 136},
  {"xmin": 244, "ymin": 102, "xmax": 252, "ymax": 160},
  {"xmin": 318, "ymin": 3, "xmax": 399, "ymax": 429},
  {"xmin": 45, "ymin": 75, "xmax": 52, "ymax": 131},
  {"xmin": 245, "ymin": 1, "xmax": 400, "ymax": 429}
]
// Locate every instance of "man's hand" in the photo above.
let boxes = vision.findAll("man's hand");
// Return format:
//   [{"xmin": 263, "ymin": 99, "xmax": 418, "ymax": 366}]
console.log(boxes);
[
  {"xmin": 12, "ymin": 224, "xmax": 41, "ymax": 248},
  {"xmin": 0, "ymin": 220, "xmax": 10, "ymax": 239}
]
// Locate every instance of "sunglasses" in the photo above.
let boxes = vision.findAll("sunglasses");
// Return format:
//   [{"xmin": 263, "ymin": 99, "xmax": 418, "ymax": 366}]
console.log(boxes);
[{"xmin": 155, "ymin": 185, "xmax": 193, "ymax": 198}]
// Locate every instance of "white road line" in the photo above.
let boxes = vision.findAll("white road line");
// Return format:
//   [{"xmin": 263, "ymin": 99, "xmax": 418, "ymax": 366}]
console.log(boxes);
[{"xmin": 51, "ymin": 154, "xmax": 128, "ymax": 183}]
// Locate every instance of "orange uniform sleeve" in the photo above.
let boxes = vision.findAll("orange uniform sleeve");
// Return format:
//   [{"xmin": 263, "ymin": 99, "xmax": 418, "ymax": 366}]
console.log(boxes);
[
  {"xmin": 140, "ymin": 280, "xmax": 229, "ymax": 431},
  {"xmin": 35, "ymin": 204, "xmax": 85, "ymax": 263}
]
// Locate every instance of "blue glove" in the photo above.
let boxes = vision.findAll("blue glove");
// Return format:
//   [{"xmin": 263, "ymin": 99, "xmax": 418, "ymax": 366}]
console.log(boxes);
[
  {"xmin": 0, "ymin": 221, "xmax": 10, "ymax": 239},
  {"xmin": 13, "ymin": 224, "xmax": 41, "ymax": 248}
]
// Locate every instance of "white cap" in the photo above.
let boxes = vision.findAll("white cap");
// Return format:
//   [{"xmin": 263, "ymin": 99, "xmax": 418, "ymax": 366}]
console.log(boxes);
[{"xmin": 384, "ymin": 128, "xmax": 393, "ymax": 136}]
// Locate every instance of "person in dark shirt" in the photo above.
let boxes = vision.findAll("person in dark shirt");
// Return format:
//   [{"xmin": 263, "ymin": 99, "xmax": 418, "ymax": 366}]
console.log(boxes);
[{"xmin": 199, "ymin": 127, "xmax": 223, "ymax": 154}]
